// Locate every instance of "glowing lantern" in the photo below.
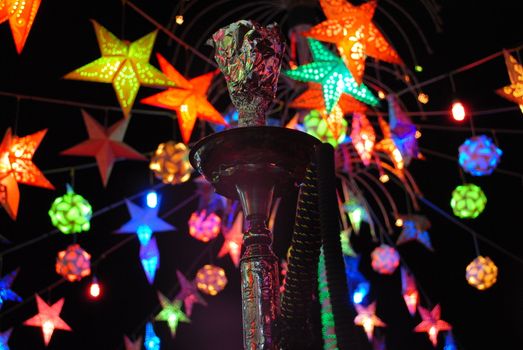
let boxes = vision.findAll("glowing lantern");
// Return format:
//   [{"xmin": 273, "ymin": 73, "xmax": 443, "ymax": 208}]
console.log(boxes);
[
  {"xmin": 458, "ymin": 135, "xmax": 502, "ymax": 176},
  {"xmin": 466, "ymin": 256, "xmax": 498, "ymax": 290},
  {"xmin": 49, "ymin": 185, "xmax": 92, "ymax": 234},
  {"xmin": 144, "ymin": 322, "xmax": 160, "ymax": 350},
  {"xmin": 401, "ymin": 267, "xmax": 419, "ymax": 316},
  {"xmin": 0, "ymin": 0, "xmax": 42, "ymax": 53},
  {"xmin": 55, "ymin": 244, "xmax": 91, "ymax": 282},
  {"xmin": 450, "ymin": 184, "xmax": 487, "ymax": 219},
  {"xmin": 195, "ymin": 264, "xmax": 227, "ymax": 296},
  {"xmin": 451, "ymin": 100, "xmax": 466, "ymax": 121},
  {"xmin": 188, "ymin": 209, "xmax": 221, "ymax": 242},
  {"xmin": 351, "ymin": 112, "xmax": 375, "ymax": 166},
  {"xmin": 496, "ymin": 51, "xmax": 523, "ymax": 115},
  {"xmin": 354, "ymin": 302, "xmax": 386, "ymax": 341},
  {"xmin": 0, "ymin": 328, "xmax": 13, "ymax": 349},
  {"xmin": 149, "ymin": 141, "xmax": 193, "ymax": 184},
  {"xmin": 23, "ymin": 295, "xmax": 71, "ymax": 346},
  {"xmin": 0, "ymin": 269, "xmax": 22, "ymax": 309},
  {"xmin": 304, "ymin": 109, "xmax": 347, "ymax": 147},
  {"xmin": 88, "ymin": 277, "xmax": 101, "ymax": 299},
  {"xmin": 155, "ymin": 292, "xmax": 190, "ymax": 337},
  {"xmin": 140, "ymin": 237, "xmax": 159, "ymax": 284},
  {"xmin": 414, "ymin": 304, "xmax": 452, "ymax": 347},
  {"xmin": 371, "ymin": 244, "xmax": 400, "ymax": 275}
]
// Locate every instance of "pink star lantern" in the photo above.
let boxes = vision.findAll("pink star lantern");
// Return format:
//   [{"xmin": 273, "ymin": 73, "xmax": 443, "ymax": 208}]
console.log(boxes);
[
  {"xmin": 61, "ymin": 110, "xmax": 147, "ymax": 186},
  {"xmin": 218, "ymin": 211, "xmax": 243, "ymax": 267},
  {"xmin": 354, "ymin": 302, "xmax": 386, "ymax": 341},
  {"xmin": 175, "ymin": 270, "xmax": 207, "ymax": 317},
  {"xmin": 23, "ymin": 295, "xmax": 72, "ymax": 346},
  {"xmin": 124, "ymin": 335, "xmax": 143, "ymax": 350},
  {"xmin": 414, "ymin": 304, "xmax": 452, "ymax": 347},
  {"xmin": 401, "ymin": 267, "xmax": 419, "ymax": 316}
]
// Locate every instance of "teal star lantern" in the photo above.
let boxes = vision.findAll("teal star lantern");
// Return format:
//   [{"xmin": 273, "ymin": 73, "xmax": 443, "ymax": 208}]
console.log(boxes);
[
  {"xmin": 450, "ymin": 183, "xmax": 487, "ymax": 219},
  {"xmin": 284, "ymin": 38, "xmax": 379, "ymax": 113},
  {"xmin": 155, "ymin": 292, "xmax": 190, "ymax": 338},
  {"xmin": 49, "ymin": 184, "xmax": 92, "ymax": 234}
]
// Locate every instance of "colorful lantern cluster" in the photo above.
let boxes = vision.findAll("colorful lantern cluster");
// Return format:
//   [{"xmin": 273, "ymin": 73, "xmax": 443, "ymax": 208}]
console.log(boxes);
[
  {"xmin": 195, "ymin": 265, "xmax": 227, "ymax": 296},
  {"xmin": 149, "ymin": 141, "xmax": 193, "ymax": 185},
  {"xmin": 466, "ymin": 256, "xmax": 498, "ymax": 290},
  {"xmin": 458, "ymin": 135, "xmax": 502, "ymax": 176},
  {"xmin": 55, "ymin": 244, "xmax": 91, "ymax": 282},
  {"xmin": 450, "ymin": 184, "xmax": 487, "ymax": 219},
  {"xmin": 371, "ymin": 244, "xmax": 400, "ymax": 275},
  {"xmin": 303, "ymin": 109, "xmax": 347, "ymax": 147},
  {"xmin": 188, "ymin": 210, "xmax": 221, "ymax": 242},
  {"xmin": 49, "ymin": 185, "xmax": 92, "ymax": 234},
  {"xmin": 496, "ymin": 51, "xmax": 523, "ymax": 115},
  {"xmin": 0, "ymin": 0, "xmax": 42, "ymax": 53},
  {"xmin": 23, "ymin": 295, "xmax": 71, "ymax": 346}
]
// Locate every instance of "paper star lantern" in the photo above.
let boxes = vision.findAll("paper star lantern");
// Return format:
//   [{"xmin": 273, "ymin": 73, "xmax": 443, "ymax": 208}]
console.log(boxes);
[
  {"xmin": 140, "ymin": 237, "xmax": 159, "ymax": 284},
  {"xmin": 0, "ymin": 128, "xmax": 54, "ymax": 220},
  {"xmin": 375, "ymin": 116, "xmax": 404, "ymax": 172},
  {"xmin": 371, "ymin": 244, "xmax": 400, "ymax": 275},
  {"xmin": 458, "ymin": 135, "xmax": 502, "ymax": 176},
  {"xmin": 351, "ymin": 112, "xmax": 376, "ymax": 166},
  {"xmin": 414, "ymin": 304, "xmax": 452, "ymax": 347},
  {"xmin": 48, "ymin": 184, "xmax": 92, "ymax": 234},
  {"xmin": 64, "ymin": 20, "xmax": 174, "ymax": 118},
  {"xmin": 149, "ymin": 141, "xmax": 193, "ymax": 185},
  {"xmin": 303, "ymin": 109, "xmax": 347, "ymax": 147},
  {"xmin": 450, "ymin": 183, "xmax": 487, "ymax": 219},
  {"xmin": 123, "ymin": 335, "xmax": 143, "ymax": 350},
  {"xmin": 141, "ymin": 54, "xmax": 227, "ymax": 143},
  {"xmin": 343, "ymin": 192, "xmax": 370, "ymax": 235},
  {"xmin": 444, "ymin": 331, "xmax": 457, "ymax": 350},
  {"xmin": 0, "ymin": 0, "xmax": 41, "ymax": 53},
  {"xmin": 218, "ymin": 211, "xmax": 243, "ymax": 267},
  {"xmin": 188, "ymin": 209, "xmax": 221, "ymax": 243},
  {"xmin": 195, "ymin": 264, "xmax": 227, "ymax": 296},
  {"xmin": 0, "ymin": 328, "xmax": 13, "ymax": 350},
  {"xmin": 0, "ymin": 269, "xmax": 22, "ymax": 309},
  {"xmin": 61, "ymin": 110, "xmax": 146, "ymax": 186},
  {"xmin": 23, "ymin": 295, "xmax": 71, "ymax": 346},
  {"xmin": 340, "ymin": 228, "xmax": 357, "ymax": 257},
  {"xmin": 496, "ymin": 51, "xmax": 523, "ymax": 115},
  {"xmin": 175, "ymin": 270, "xmax": 207, "ymax": 317},
  {"xmin": 284, "ymin": 38, "xmax": 379, "ymax": 114},
  {"xmin": 115, "ymin": 199, "xmax": 175, "ymax": 246},
  {"xmin": 55, "ymin": 244, "xmax": 91, "ymax": 282},
  {"xmin": 466, "ymin": 255, "xmax": 498, "ymax": 290},
  {"xmin": 387, "ymin": 95, "xmax": 421, "ymax": 165},
  {"xmin": 289, "ymin": 83, "xmax": 368, "ymax": 114},
  {"xmin": 396, "ymin": 214, "xmax": 433, "ymax": 251},
  {"xmin": 354, "ymin": 302, "xmax": 386, "ymax": 341},
  {"xmin": 155, "ymin": 292, "xmax": 190, "ymax": 337},
  {"xmin": 401, "ymin": 267, "xmax": 419, "ymax": 316},
  {"xmin": 144, "ymin": 322, "xmax": 160, "ymax": 350},
  {"xmin": 343, "ymin": 255, "xmax": 370, "ymax": 305}
]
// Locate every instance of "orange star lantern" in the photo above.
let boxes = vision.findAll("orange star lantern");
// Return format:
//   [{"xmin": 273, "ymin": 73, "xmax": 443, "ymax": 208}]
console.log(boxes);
[
  {"xmin": 141, "ymin": 54, "xmax": 227, "ymax": 143},
  {"xmin": 374, "ymin": 116, "xmax": 404, "ymax": 172},
  {"xmin": 304, "ymin": 0, "xmax": 402, "ymax": 84},
  {"xmin": 496, "ymin": 51, "xmax": 523, "ymax": 115},
  {"xmin": 414, "ymin": 304, "xmax": 452, "ymax": 347},
  {"xmin": 0, "ymin": 128, "xmax": 54, "ymax": 220},
  {"xmin": 0, "ymin": 0, "xmax": 41, "ymax": 53},
  {"xmin": 354, "ymin": 302, "xmax": 386, "ymax": 341},
  {"xmin": 23, "ymin": 295, "xmax": 72, "ymax": 346},
  {"xmin": 64, "ymin": 20, "xmax": 175, "ymax": 118}
]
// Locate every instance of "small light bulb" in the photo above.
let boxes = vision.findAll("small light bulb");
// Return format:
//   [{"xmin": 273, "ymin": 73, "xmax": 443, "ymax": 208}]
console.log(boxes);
[
  {"xmin": 451, "ymin": 101, "xmax": 466, "ymax": 121},
  {"xmin": 417, "ymin": 92, "xmax": 429, "ymax": 104},
  {"xmin": 414, "ymin": 65, "xmax": 423, "ymax": 72},
  {"xmin": 377, "ymin": 90, "xmax": 386, "ymax": 99},
  {"xmin": 146, "ymin": 191, "xmax": 158, "ymax": 208},
  {"xmin": 395, "ymin": 218, "xmax": 403, "ymax": 227},
  {"xmin": 175, "ymin": 15, "xmax": 184, "ymax": 25},
  {"xmin": 379, "ymin": 174, "xmax": 390, "ymax": 183},
  {"xmin": 415, "ymin": 130, "xmax": 422, "ymax": 139},
  {"xmin": 89, "ymin": 277, "xmax": 101, "ymax": 299}
]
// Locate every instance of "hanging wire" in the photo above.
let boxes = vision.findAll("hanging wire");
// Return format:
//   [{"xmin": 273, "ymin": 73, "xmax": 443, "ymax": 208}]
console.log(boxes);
[{"xmin": 13, "ymin": 97, "xmax": 20, "ymax": 135}]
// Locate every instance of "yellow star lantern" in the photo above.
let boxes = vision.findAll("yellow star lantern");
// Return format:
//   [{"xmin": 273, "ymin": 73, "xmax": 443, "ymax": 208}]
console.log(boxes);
[
  {"xmin": 304, "ymin": 0, "xmax": 402, "ymax": 84},
  {"xmin": 496, "ymin": 51, "xmax": 523, "ymax": 115},
  {"xmin": 64, "ymin": 20, "xmax": 175, "ymax": 118},
  {"xmin": 0, "ymin": 0, "xmax": 41, "ymax": 53},
  {"xmin": 141, "ymin": 54, "xmax": 227, "ymax": 144}
]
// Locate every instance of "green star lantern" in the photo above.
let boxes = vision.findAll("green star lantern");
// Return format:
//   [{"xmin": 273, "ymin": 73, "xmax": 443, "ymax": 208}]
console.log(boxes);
[
  {"xmin": 450, "ymin": 183, "xmax": 487, "ymax": 219},
  {"xmin": 49, "ymin": 184, "xmax": 92, "ymax": 234},
  {"xmin": 284, "ymin": 38, "xmax": 379, "ymax": 113}
]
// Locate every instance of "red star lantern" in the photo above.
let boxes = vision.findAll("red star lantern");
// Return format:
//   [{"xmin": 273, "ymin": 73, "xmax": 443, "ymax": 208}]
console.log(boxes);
[
  {"xmin": 354, "ymin": 302, "xmax": 386, "ymax": 341},
  {"xmin": 23, "ymin": 295, "xmax": 72, "ymax": 346},
  {"xmin": 0, "ymin": 0, "xmax": 41, "ymax": 53},
  {"xmin": 304, "ymin": 0, "xmax": 402, "ymax": 84},
  {"xmin": 61, "ymin": 110, "xmax": 147, "ymax": 186},
  {"xmin": 414, "ymin": 304, "xmax": 452, "ymax": 347},
  {"xmin": 141, "ymin": 54, "xmax": 227, "ymax": 144},
  {"xmin": 351, "ymin": 112, "xmax": 376, "ymax": 166},
  {"xmin": 0, "ymin": 128, "xmax": 54, "ymax": 220},
  {"xmin": 218, "ymin": 211, "xmax": 243, "ymax": 267},
  {"xmin": 496, "ymin": 51, "xmax": 523, "ymax": 115}
]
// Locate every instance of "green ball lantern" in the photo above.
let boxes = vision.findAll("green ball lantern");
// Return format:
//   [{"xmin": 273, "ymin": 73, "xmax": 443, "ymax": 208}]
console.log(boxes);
[
  {"xmin": 304, "ymin": 109, "xmax": 347, "ymax": 147},
  {"xmin": 450, "ymin": 183, "xmax": 487, "ymax": 219},
  {"xmin": 49, "ymin": 184, "xmax": 92, "ymax": 234}
]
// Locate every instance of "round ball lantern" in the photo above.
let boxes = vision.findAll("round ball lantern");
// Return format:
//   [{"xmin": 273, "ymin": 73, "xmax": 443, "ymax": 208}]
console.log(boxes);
[
  {"xmin": 458, "ymin": 135, "xmax": 502, "ymax": 176},
  {"xmin": 371, "ymin": 244, "xmax": 400, "ymax": 275},
  {"xmin": 466, "ymin": 256, "xmax": 498, "ymax": 290},
  {"xmin": 149, "ymin": 141, "xmax": 193, "ymax": 184},
  {"xmin": 49, "ymin": 185, "xmax": 92, "ymax": 234},
  {"xmin": 188, "ymin": 210, "xmax": 221, "ymax": 242},
  {"xmin": 304, "ymin": 108, "xmax": 347, "ymax": 147},
  {"xmin": 195, "ymin": 264, "xmax": 227, "ymax": 296},
  {"xmin": 450, "ymin": 183, "xmax": 487, "ymax": 219},
  {"xmin": 56, "ymin": 244, "xmax": 91, "ymax": 282}
]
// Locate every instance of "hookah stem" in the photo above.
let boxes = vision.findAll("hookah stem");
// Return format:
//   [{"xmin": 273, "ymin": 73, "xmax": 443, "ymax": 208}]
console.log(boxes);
[{"xmin": 315, "ymin": 143, "xmax": 360, "ymax": 350}]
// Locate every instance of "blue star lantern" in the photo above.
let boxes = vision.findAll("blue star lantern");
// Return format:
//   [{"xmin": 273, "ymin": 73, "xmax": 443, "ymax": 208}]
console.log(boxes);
[{"xmin": 0, "ymin": 269, "xmax": 22, "ymax": 309}]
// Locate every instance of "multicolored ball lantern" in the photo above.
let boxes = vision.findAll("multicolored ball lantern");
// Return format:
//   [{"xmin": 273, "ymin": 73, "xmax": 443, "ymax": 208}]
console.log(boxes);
[
  {"xmin": 371, "ymin": 244, "xmax": 400, "ymax": 275},
  {"xmin": 304, "ymin": 109, "xmax": 347, "ymax": 147},
  {"xmin": 450, "ymin": 183, "xmax": 487, "ymax": 219},
  {"xmin": 194, "ymin": 264, "xmax": 227, "ymax": 296},
  {"xmin": 48, "ymin": 184, "xmax": 92, "ymax": 234},
  {"xmin": 458, "ymin": 135, "xmax": 502, "ymax": 176},
  {"xmin": 188, "ymin": 209, "xmax": 221, "ymax": 242},
  {"xmin": 55, "ymin": 244, "xmax": 91, "ymax": 282},
  {"xmin": 149, "ymin": 141, "xmax": 193, "ymax": 184},
  {"xmin": 466, "ymin": 256, "xmax": 498, "ymax": 290}
]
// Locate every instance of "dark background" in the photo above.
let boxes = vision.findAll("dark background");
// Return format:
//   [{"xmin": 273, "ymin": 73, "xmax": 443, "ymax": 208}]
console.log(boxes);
[{"xmin": 0, "ymin": 0, "xmax": 522, "ymax": 349}]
